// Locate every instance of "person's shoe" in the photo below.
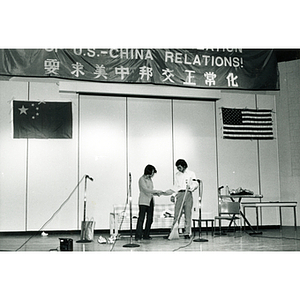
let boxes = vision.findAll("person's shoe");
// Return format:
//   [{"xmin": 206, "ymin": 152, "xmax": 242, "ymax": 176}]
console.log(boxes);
[
  {"xmin": 184, "ymin": 235, "xmax": 191, "ymax": 239},
  {"xmin": 143, "ymin": 236, "xmax": 152, "ymax": 240},
  {"xmin": 135, "ymin": 237, "xmax": 141, "ymax": 241}
]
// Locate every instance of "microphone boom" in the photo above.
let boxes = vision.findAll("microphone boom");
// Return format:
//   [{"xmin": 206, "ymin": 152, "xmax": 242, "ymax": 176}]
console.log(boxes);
[{"xmin": 86, "ymin": 175, "xmax": 94, "ymax": 181}]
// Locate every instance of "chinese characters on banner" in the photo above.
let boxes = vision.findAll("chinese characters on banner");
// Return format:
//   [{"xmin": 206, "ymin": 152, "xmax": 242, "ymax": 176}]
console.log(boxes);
[{"xmin": 0, "ymin": 49, "xmax": 279, "ymax": 90}]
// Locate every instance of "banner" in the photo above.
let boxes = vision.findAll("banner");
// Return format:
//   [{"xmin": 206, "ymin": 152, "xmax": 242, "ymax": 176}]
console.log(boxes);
[
  {"xmin": 13, "ymin": 100, "xmax": 72, "ymax": 139},
  {"xmin": 0, "ymin": 49, "xmax": 279, "ymax": 90},
  {"xmin": 222, "ymin": 107, "xmax": 274, "ymax": 140}
]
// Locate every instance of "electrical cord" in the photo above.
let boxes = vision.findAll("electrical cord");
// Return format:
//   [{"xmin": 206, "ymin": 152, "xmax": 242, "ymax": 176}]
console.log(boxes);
[
  {"xmin": 49, "ymin": 247, "xmax": 59, "ymax": 251},
  {"xmin": 15, "ymin": 175, "xmax": 85, "ymax": 251},
  {"xmin": 172, "ymin": 236, "xmax": 194, "ymax": 252}
]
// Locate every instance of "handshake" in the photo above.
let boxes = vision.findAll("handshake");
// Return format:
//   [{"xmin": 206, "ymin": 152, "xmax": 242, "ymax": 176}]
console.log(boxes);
[{"xmin": 154, "ymin": 189, "xmax": 175, "ymax": 197}]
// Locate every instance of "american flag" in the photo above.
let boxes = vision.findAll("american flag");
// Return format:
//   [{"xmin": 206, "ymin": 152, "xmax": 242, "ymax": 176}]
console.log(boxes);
[{"xmin": 222, "ymin": 107, "xmax": 274, "ymax": 140}]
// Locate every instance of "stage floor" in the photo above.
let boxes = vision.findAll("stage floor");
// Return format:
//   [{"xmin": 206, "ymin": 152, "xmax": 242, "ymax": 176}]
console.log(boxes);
[{"xmin": 1, "ymin": 226, "xmax": 300, "ymax": 252}]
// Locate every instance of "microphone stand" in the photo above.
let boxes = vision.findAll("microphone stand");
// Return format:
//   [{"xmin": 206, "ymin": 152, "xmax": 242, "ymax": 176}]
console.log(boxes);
[
  {"xmin": 77, "ymin": 175, "xmax": 93, "ymax": 243},
  {"xmin": 193, "ymin": 179, "xmax": 208, "ymax": 243},
  {"xmin": 123, "ymin": 172, "xmax": 140, "ymax": 248}
]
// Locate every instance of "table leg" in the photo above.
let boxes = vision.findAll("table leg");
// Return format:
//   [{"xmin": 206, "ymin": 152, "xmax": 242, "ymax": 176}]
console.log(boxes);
[
  {"xmin": 294, "ymin": 207, "xmax": 297, "ymax": 230},
  {"xmin": 240, "ymin": 210, "xmax": 262, "ymax": 235},
  {"xmin": 192, "ymin": 220, "xmax": 195, "ymax": 237},
  {"xmin": 256, "ymin": 206, "xmax": 259, "ymax": 231},
  {"xmin": 279, "ymin": 207, "xmax": 282, "ymax": 228}
]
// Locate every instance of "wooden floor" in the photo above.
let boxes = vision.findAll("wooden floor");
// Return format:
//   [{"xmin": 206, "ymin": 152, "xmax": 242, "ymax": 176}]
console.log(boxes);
[{"xmin": 1, "ymin": 226, "xmax": 300, "ymax": 252}]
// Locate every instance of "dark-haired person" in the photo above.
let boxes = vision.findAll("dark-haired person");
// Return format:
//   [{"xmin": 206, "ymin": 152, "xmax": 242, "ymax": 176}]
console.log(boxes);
[
  {"xmin": 172, "ymin": 159, "xmax": 198, "ymax": 239},
  {"xmin": 135, "ymin": 165, "xmax": 163, "ymax": 241}
]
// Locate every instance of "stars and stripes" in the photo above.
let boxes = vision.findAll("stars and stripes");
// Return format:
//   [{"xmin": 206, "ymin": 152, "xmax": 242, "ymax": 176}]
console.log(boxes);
[{"xmin": 222, "ymin": 107, "xmax": 274, "ymax": 140}]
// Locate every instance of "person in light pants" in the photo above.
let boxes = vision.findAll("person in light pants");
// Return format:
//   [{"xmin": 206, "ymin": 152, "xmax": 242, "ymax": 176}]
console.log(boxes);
[{"xmin": 172, "ymin": 159, "xmax": 198, "ymax": 239}]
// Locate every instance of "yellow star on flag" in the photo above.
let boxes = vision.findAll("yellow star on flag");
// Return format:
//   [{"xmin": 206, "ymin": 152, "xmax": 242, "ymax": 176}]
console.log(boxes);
[{"xmin": 18, "ymin": 105, "xmax": 29, "ymax": 115}]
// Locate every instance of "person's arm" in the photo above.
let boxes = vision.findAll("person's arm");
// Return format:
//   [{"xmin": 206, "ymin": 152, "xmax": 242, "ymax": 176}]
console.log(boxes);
[
  {"xmin": 188, "ymin": 171, "xmax": 198, "ymax": 192},
  {"xmin": 173, "ymin": 173, "xmax": 181, "ymax": 193},
  {"xmin": 161, "ymin": 189, "xmax": 175, "ymax": 196},
  {"xmin": 168, "ymin": 173, "xmax": 180, "ymax": 202},
  {"xmin": 139, "ymin": 177, "xmax": 162, "ymax": 196}
]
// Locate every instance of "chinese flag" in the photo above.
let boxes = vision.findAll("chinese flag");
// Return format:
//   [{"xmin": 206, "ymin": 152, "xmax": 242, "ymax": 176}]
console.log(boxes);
[{"xmin": 13, "ymin": 100, "xmax": 72, "ymax": 139}]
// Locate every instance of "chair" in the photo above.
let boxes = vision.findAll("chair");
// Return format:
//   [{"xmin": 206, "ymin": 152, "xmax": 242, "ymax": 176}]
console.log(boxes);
[{"xmin": 215, "ymin": 197, "xmax": 242, "ymax": 236}]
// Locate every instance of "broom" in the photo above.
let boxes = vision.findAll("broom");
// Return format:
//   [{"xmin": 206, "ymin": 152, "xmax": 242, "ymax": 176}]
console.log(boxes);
[{"xmin": 168, "ymin": 187, "xmax": 188, "ymax": 240}]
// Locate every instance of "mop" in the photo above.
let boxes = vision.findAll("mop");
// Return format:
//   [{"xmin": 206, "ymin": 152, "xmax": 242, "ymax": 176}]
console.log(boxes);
[{"xmin": 168, "ymin": 188, "xmax": 188, "ymax": 240}]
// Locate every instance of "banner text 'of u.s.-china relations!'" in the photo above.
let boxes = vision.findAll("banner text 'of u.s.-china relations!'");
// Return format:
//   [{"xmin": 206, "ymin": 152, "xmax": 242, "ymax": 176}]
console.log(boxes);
[{"xmin": 0, "ymin": 49, "xmax": 279, "ymax": 90}]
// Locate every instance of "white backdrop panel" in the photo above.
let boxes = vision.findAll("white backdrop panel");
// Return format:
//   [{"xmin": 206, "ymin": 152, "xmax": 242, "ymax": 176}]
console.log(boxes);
[
  {"xmin": 173, "ymin": 99, "xmax": 218, "ymax": 219},
  {"xmin": 79, "ymin": 95, "xmax": 126, "ymax": 229},
  {"xmin": 128, "ymin": 97, "xmax": 174, "ymax": 205},
  {"xmin": 257, "ymin": 94, "xmax": 281, "ymax": 225},
  {"xmin": 216, "ymin": 93, "xmax": 260, "ymax": 193},
  {"xmin": 27, "ymin": 82, "xmax": 78, "ymax": 230},
  {"xmin": 0, "ymin": 81, "xmax": 28, "ymax": 231}
]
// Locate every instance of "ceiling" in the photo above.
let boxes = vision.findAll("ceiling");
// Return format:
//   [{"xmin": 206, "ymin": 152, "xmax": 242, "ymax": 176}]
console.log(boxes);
[{"xmin": 274, "ymin": 49, "xmax": 300, "ymax": 62}]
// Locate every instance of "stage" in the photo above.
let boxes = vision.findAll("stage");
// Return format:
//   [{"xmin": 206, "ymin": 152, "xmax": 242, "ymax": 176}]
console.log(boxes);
[{"xmin": 1, "ymin": 226, "xmax": 300, "ymax": 251}]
